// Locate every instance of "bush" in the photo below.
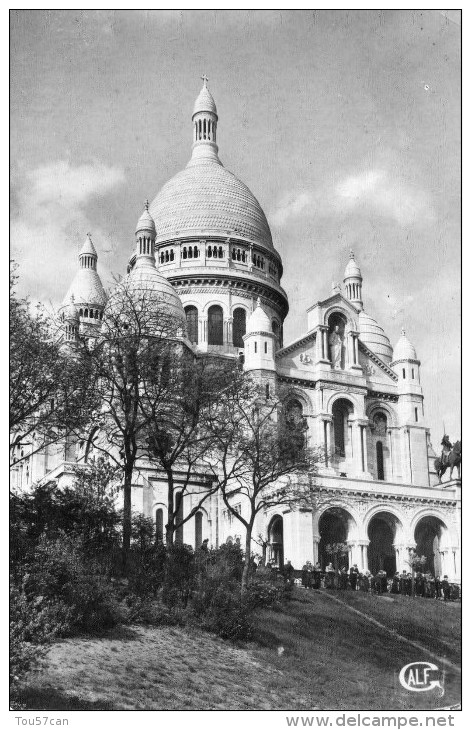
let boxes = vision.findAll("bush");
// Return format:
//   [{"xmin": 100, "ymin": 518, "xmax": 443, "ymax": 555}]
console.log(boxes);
[
  {"xmin": 162, "ymin": 543, "xmax": 196, "ymax": 606},
  {"xmin": 198, "ymin": 584, "xmax": 253, "ymax": 641},
  {"xmin": 22, "ymin": 535, "xmax": 122, "ymax": 633},
  {"xmin": 244, "ymin": 579, "xmax": 285, "ymax": 610},
  {"xmin": 126, "ymin": 541, "xmax": 167, "ymax": 597},
  {"xmin": 10, "ymin": 582, "xmax": 73, "ymax": 686}
]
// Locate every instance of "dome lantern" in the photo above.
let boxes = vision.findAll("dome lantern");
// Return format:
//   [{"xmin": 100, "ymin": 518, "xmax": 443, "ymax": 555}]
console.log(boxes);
[
  {"xmin": 190, "ymin": 75, "xmax": 221, "ymax": 166},
  {"xmin": 79, "ymin": 233, "xmax": 98, "ymax": 272},
  {"xmin": 135, "ymin": 200, "xmax": 156, "ymax": 265},
  {"xmin": 343, "ymin": 250, "xmax": 363, "ymax": 310}
]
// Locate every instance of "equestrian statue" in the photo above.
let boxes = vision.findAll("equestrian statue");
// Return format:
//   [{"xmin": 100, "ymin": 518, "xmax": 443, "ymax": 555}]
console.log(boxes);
[{"xmin": 434, "ymin": 435, "xmax": 461, "ymax": 483}]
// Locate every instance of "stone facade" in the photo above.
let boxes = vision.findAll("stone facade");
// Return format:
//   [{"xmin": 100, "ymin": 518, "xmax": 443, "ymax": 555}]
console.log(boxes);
[{"xmin": 12, "ymin": 79, "xmax": 461, "ymax": 583}]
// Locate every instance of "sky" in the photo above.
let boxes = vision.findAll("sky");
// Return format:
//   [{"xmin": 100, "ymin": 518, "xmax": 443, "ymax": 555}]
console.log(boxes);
[{"xmin": 10, "ymin": 9, "xmax": 461, "ymax": 449}]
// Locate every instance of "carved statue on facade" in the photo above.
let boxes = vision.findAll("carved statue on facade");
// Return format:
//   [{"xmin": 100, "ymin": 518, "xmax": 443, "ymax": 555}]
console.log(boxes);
[{"xmin": 329, "ymin": 325, "xmax": 343, "ymax": 369}]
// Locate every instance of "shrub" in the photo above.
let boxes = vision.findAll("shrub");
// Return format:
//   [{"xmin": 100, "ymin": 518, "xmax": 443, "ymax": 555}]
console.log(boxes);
[
  {"xmin": 244, "ymin": 579, "xmax": 285, "ymax": 610},
  {"xmin": 22, "ymin": 535, "xmax": 122, "ymax": 633},
  {"xmin": 198, "ymin": 585, "xmax": 253, "ymax": 641},
  {"xmin": 162, "ymin": 543, "xmax": 195, "ymax": 606},
  {"xmin": 10, "ymin": 582, "xmax": 73, "ymax": 686},
  {"xmin": 126, "ymin": 542, "xmax": 167, "ymax": 597}
]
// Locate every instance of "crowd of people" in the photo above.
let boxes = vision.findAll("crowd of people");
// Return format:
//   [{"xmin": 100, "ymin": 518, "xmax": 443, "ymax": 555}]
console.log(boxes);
[{"xmin": 296, "ymin": 562, "xmax": 460, "ymax": 600}]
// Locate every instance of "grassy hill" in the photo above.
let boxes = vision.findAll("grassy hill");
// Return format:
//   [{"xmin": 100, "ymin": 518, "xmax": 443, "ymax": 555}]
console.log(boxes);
[{"xmin": 15, "ymin": 589, "xmax": 461, "ymax": 711}]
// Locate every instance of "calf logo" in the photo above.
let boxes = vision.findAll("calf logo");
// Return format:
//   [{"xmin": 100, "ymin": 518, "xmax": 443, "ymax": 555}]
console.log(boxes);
[{"xmin": 399, "ymin": 662, "xmax": 443, "ymax": 692}]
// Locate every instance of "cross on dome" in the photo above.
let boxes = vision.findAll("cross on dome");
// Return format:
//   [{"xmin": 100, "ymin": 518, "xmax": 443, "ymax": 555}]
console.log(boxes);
[
  {"xmin": 144, "ymin": 199, "xmax": 149, "ymax": 211},
  {"xmin": 401, "ymin": 327, "xmax": 406, "ymax": 336},
  {"xmin": 349, "ymin": 249, "xmax": 355, "ymax": 259},
  {"xmin": 201, "ymin": 74, "xmax": 209, "ymax": 87}
]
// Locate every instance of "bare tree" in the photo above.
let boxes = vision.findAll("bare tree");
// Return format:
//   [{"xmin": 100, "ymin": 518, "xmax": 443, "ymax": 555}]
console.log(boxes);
[
  {"xmin": 201, "ymin": 369, "xmax": 319, "ymax": 592},
  {"xmin": 143, "ymin": 355, "xmax": 230, "ymax": 545},
  {"xmin": 85, "ymin": 278, "xmax": 186, "ymax": 569},
  {"xmin": 10, "ymin": 263, "xmax": 94, "ymax": 471}
]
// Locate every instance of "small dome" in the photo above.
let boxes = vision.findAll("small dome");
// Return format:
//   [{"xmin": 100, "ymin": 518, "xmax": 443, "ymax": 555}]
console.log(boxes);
[
  {"xmin": 136, "ymin": 200, "xmax": 156, "ymax": 234},
  {"xmin": 392, "ymin": 328, "xmax": 418, "ymax": 362},
  {"xmin": 124, "ymin": 261, "xmax": 185, "ymax": 322},
  {"xmin": 79, "ymin": 234, "xmax": 97, "ymax": 258},
  {"xmin": 63, "ymin": 268, "xmax": 107, "ymax": 307},
  {"xmin": 358, "ymin": 310, "xmax": 393, "ymax": 364},
  {"xmin": 62, "ymin": 297, "xmax": 79, "ymax": 322},
  {"xmin": 344, "ymin": 250, "xmax": 362, "ymax": 280},
  {"xmin": 247, "ymin": 299, "xmax": 272, "ymax": 334},
  {"xmin": 193, "ymin": 81, "xmax": 217, "ymax": 117}
]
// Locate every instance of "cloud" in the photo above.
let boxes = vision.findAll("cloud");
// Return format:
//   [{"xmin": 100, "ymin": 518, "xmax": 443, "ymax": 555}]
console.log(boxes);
[
  {"xmin": 11, "ymin": 160, "xmax": 125, "ymax": 304},
  {"xmin": 334, "ymin": 169, "xmax": 435, "ymax": 226},
  {"xmin": 269, "ymin": 191, "xmax": 314, "ymax": 227},
  {"xmin": 270, "ymin": 167, "xmax": 435, "ymax": 229}
]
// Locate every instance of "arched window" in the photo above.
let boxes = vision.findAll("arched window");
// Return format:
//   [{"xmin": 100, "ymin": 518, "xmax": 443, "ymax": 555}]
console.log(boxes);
[
  {"xmin": 218, "ymin": 246, "xmax": 223, "ymax": 258},
  {"xmin": 193, "ymin": 246, "xmax": 198, "ymax": 258},
  {"xmin": 183, "ymin": 247, "xmax": 187, "ymax": 259},
  {"xmin": 232, "ymin": 308, "xmax": 246, "ymax": 348},
  {"xmin": 195, "ymin": 512, "xmax": 203, "ymax": 549},
  {"xmin": 175, "ymin": 491, "xmax": 183, "ymax": 545},
  {"xmin": 332, "ymin": 399, "xmax": 353, "ymax": 458},
  {"xmin": 185, "ymin": 306, "xmax": 198, "ymax": 344},
  {"xmin": 207, "ymin": 246, "xmax": 212, "ymax": 258},
  {"xmin": 156, "ymin": 508, "xmax": 164, "ymax": 543},
  {"xmin": 84, "ymin": 308, "xmax": 88, "ymax": 318},
  {"xmin": 208, "ymin": 305, "xmax": 223, "ymax": 346},
  {"xmin": 376, "ymin": 441, "xmax": 385, "ymax": 481}
]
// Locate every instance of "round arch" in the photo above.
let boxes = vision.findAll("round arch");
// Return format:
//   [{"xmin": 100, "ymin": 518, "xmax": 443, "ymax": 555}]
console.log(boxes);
[
  {"xmin": 325, "ymin": 391, "xmax": 363, "ymax": 416},
  {"xmin": 365, "ymin": 402, "xmax": 398, "ymax": 428},
  {"xmin": 362, "ymin": 504, "xmax": 406, "ymax": 542},
  {"xmin": 202, "ymin": 299, "xmax": 227, "ymax": 315},
  {"xmin": 282, "ymin": 388, "xmax": 314, "ymax": 416},
  {"xmin": 267, "ymin": 514, "xmax": 284, "ymax": 567},
  {"xmin": 312, "ymin": 503, "xmax": 361, "ymax": 541},
  {"xmin": 323, "ymin": 305, "xmax": 357, "ymax": 331},
  {"xmin": 412, "ymin": 511, "xmax": 454, "ymax": 577},
  {"xmin": 409, "ymin": 508, "xmax": 454, "ymax": 540},
  {"xmin": 230, "ymin": 302, "xmax": 250, "ymax": 315}
]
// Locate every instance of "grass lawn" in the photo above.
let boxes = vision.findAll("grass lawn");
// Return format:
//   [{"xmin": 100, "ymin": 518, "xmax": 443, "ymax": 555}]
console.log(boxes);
[
  {"xmin": 251, "ymin": 589, "xmax": 461, "ymax": 711},
  {"xmin": 15, "ymin": 589, "xmax": 461, "ymax": 711}
]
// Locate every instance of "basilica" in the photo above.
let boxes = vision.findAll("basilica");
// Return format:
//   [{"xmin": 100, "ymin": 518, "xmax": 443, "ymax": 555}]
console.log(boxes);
[{"xmin": 14, "ymin": 79, "xmax": 461, "ymax": 583}]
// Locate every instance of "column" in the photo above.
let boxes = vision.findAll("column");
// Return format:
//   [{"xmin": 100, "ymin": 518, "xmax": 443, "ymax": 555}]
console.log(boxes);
[
  {"xmin": 323, "ymin": 328, "xmax": 329, "ymax": 361},
  {"xmin": 348, "ymin": 418, "xmax": 354, "ymax": 459},
  {"xmin": 323, "ymin": 417, "xmax": 332, "ymax": 465},
  {"xmin": 388, "ymin": 429, "xmax": 394, "ymax": 479},
  {"xmin": 357, "ymin": 540, "xmax": 370, "ymax": 572},
  {"xmin": 199, "ymin": 317, "xmax": 206, "ymax": 345},
  {"xmin": 225, "ymin": 317, "xmax": 233, "ymax": 347}
]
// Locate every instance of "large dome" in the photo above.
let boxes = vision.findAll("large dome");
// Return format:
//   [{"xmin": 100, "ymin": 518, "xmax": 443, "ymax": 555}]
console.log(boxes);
[
  {"xmin": 149, "ymin": 159, "xmax": 275, "ymax": 251},
  {"xmin": 358, "ymin": 310, "xmax": 393, "ymax": 364}
]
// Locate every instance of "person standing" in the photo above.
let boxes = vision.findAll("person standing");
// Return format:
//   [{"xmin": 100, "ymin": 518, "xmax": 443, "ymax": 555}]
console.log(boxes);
[
  {"xmin": 301, "ymin": 562, "xmax": 310, "ymax": 589},
  {"xmin": 339, "ymin": 566, "xmax": 349, "ymax": 590},
  {"xmin": 391, "ymin": 571, "xmax": 400, "ymax": 594},
  {"xmin": 349, "ymin": 564, "xmax": 359, "ymax": 591},
  {"xmin": 441, "ymin": 575, "xmax": 451, "ymax": 601},
  {"xmin": 325, "ymin": 562, "xmax": 335, "ymax": 589},
  {"xmin": 312, "ymin": 562, "xmax": 322, "ymax": 589},
  {"xmin": 434, "ymin": 575, "xmax": 442, "ymax": 599}
]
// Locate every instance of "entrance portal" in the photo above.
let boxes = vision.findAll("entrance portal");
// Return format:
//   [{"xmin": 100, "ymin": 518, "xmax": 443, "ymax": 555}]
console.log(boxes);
[
  {"xmin": 414, "ymin": 516, "xmax": 447, "ymax": 576},
  {"xmin": 318, "ymin": 508, "xmax": 353, "ymax": 570},
  {"xmin": 367, "ymin": 513, "xmax": 397, "ymax": 576}
]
